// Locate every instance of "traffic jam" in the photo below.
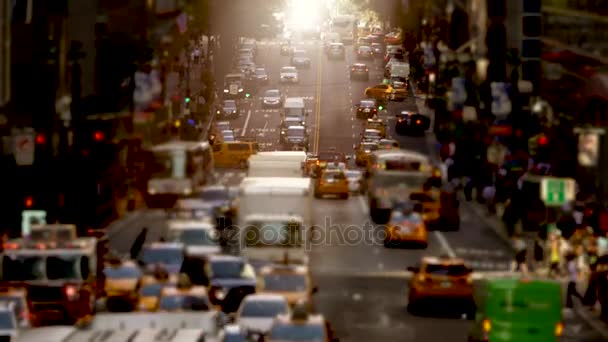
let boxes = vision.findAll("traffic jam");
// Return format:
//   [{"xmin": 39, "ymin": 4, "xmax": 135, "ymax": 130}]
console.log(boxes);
[{"xmin": 0, "ymin": 9, "xmax": 575, "ymax": 342}]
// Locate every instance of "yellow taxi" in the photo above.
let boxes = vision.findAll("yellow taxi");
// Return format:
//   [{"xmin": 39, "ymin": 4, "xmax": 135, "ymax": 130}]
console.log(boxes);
[
  {"xmin": 365, "ymin": 118, "xmax": 387, "ymax": 137},
  {"xmin": 410, "ymin": 189, "xmax": 460, "ymax": 231},
  {"xmin": 384, "ymin": 205, "xmax": 427, "ymax": 248},
  {"xmin": 137, "ymin": 269, "xmax": 178, "ymax": 312},
  {"xmin": 267, "ymin": 307, "xmax": 336, "ymax": 342},
  {"xmin": 103, "ymin": 259, "xmax": 143, "ymax": 311},
  {"xmin": 158, "ymin": 278, "xmax": 211, "ymax": 312},
  {"xmin": 406, "ymin": 256, "xmax": 474, "ymax": 315},
  {"xmin": 354, "ymin": 141, "xmax": 379, "ymax": 167},
  {"xmin": 313, "ymin": 150, "xmax": 347, "ymax": 177},
  {"xmin": 212, "ymin": 140, "xmax": 259, "ymax": 168},
  {"xmin": 364, "ymin": 83, "xmax": 407, "ymax": 101},
  {"xmin": 257, "ymin": 264, "xmax": 317, "ymax": 310},
  {"xmin": 314, "ymin": 168, "xmax": 349, "ymax": 199}
]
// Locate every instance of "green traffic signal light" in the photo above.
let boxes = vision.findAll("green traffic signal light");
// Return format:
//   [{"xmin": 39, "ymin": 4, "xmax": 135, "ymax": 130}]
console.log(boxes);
[
  {"xmin": 245, "ymin": 93, "xmax": 251, "ymax": 98},
  {"xmin": 185, "ymin": 97, "xmax": 191, "ymax": 103},
  {"xmin": 378, "ymin": 105, "xmax": 384, "ymax": 110}
]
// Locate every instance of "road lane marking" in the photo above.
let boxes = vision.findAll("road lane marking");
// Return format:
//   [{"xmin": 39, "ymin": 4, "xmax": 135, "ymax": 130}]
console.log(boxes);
[
  {"xmin": 312, "ymin": 269, "xmax": 525, "ymax": 279},
  {"xmin": 358, "ymin": 196, "xmax": 369, "ymax": 214},
  {"xmin": 433, "ymin": 231, "xmax": 457, "ymax": 258},
  {"xmin": 262, "ymin": 121, "xmax": 268, "ymax": 130},
  {"xmin": 241, "ymin": 109, "xmax": 252, "ymax": 136},
  {"xmin": 313, "ymin": 46, "xmax": 323, "ymax": 153}
]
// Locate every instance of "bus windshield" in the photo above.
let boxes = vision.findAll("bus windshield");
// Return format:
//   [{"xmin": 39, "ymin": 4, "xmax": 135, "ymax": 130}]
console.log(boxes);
[
  {"xmin": 151, "ymin": 150, "xmax": 187, "ymax": 179},
  {"xmin": 1, "ymin": 254, "xmax": 86, "ymax": 281}
]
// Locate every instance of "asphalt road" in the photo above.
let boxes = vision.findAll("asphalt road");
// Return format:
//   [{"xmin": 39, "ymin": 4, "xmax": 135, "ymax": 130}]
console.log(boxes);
[{"xmin": 105, "ymin": 38, "xmax": 605, "ymax": 341}]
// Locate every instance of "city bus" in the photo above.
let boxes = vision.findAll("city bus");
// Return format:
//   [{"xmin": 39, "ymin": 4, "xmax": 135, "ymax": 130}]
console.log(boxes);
[
  {"xmin": 330, "ymin": 15, "xmax": 357, "ymax": 44},
  {"xmin": 146, "ymin": 141, "xmax": 214, "ymax": 207}
]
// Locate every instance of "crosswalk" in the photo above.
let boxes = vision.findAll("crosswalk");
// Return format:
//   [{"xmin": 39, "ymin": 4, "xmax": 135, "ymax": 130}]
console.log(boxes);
[{"xmin": 453, "ymin": 247, "xmax": 512, "ymax": 271}]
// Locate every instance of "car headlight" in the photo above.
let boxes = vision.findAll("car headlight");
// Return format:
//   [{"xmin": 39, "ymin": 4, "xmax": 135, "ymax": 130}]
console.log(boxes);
[
  {"xmin": 148, "ymin": 188, "xmax": 157, "ymax": 195},
  {"xmin": 183, "ymin": 187, "xmax": 192, "ymax": 195},
  {"xmin": 215, "ymin": 289, "xmax": 226, "ymax": 300},
  {"xmin": 216, "ymin": 110, "xmax": 221, "ymax": 114},
  {"xmin": 232, "ymin": 110, "xmax": 237, "ymax": 113},
  {"xmin": 238, "ymin": 88, "xmax": 243, "ymax": 92},
  {"xmin": 223, "ymin": 89, "xmax": 229, "ymax": 93}
]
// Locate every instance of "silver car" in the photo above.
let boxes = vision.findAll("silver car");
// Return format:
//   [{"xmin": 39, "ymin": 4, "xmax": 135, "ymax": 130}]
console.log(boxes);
[
  {"xmin": 262, "ymin": 89, "xmax": 283, "ymax": 108},
  {"xmin": 290, "ymin": 50, "xmax": 311, "ymax": 68}
]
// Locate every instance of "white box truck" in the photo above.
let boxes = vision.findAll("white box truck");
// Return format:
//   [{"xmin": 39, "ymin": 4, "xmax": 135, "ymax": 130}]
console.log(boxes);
[
  {"xmin": 237, "ymin": 177, "xmax": 312, "ymax": 264},
  {"xmin": 247, "ymin": 151, "xmax": 307, "ymax": 178}
]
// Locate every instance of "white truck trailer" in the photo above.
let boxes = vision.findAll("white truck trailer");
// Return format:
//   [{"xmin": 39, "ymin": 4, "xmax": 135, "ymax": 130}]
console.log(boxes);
[
  {"xmin": 237, "ymin": 177, "xmax": 312, "ymax": 264},
  {"xmin": 247, "ymin": 151, "xmax": 307, "ymax": 178}
]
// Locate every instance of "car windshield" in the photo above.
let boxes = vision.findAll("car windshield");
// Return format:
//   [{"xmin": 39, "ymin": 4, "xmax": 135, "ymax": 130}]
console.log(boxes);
[
  {"xmin": 151, "ymin": 149, "xmax": 187, "ymax": 179},
  {"xmin": 240, "ymin": 299, "xmax": 288, "ymax": 318},
  {"xmin": 245, "ymin": 221, "xmax": 303, "ymax": 247},
  {"xmin": 224, "ymin": 101, "xmax": 236, "ymax": 108},
  {"xmin": 322, "ymin": 171, "xmax": 345, "ymax": 181},
  {"xmin": 30, "ymin": 228, "xmax": 73, "ymax": 241},
  {"xmin": 199, "ymin": 188, "xmax": 229, "ymax": 201},
  {"xmin": 269, "ymin": 323, "xmax": 325, "ymax": 341},
  {"xmin": 345, "ymin": 170, "xmax": 362, "ymax": 179},
  {"xmin": 263, "ymin": 274, "xmax": 307, "ymax": 291},
  {"xmin": 318, "ymin": 152, "xmax": 344, "ymax": 162},
  {"xmin": 210, "ymin": 260, "xmax": 243, "ymax": 279},
  {"xmin": 140, "ymin": 283, "xmax": 164, "ymax": 297},
  {"xmin": 360, "ymin": 101, "xmax": 375, "ymax": 108},
  {"xmin": 104, "ymin": 265, "xmax": 142, "ymax": 279},
  {"xmin": 159, "ymin": 294, "xmax": 210, "ymax": 311},
  {"xmin": 255, "ymin": 69, "xmax": 266, "ymax": 75},
  {"xmin": 287, "ymin": 128, "xmax": 305, "ymax": 137},
  {"xmin": 371, "ymin": 173, "xmax": 429, "ymax": 189},
  {"xmin": 364, "ymin": 130, "xmax": 381, "ymax": 138},
  {"xmin": 425, "ymin": 264, "xmax": 471, "ymax": 276},
  {"xmin": 360, "ymin": 143, "xmax": 378, "ymax": 152},
  {"xmin": 141, "ymin": 247, "xmax": 183, "ymax": 266},
  {"xmin": 225, "ymin": 76, "xmax": 242, "ymax": 84},
  {"xmin": 169, "ymin": 229, "xmax": 218, "ymax": 247},
  {"xmin": 359, "ymin": 46, "xmax": 371, "ymax": 52},
  {"xmin": 281, "ymin": 67, "xmax": 296, "ymax": 73},
  {"xmin": 265, "ymin": 90, "xmax": 280, "ymax": 97},
  {"xmin": 0, "ymin": 311, "xmax": 15, "ymax": 330},
  {"xmin": 391, "ymin": 211, "xmax": 422, "ymax": 224}
]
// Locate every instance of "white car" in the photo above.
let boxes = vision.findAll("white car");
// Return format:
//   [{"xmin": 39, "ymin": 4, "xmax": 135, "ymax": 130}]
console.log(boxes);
[
  {"xmin": 290, "ymin": 50, "xmax": 311, "ymax": 68},
  {"xmin": 280, "ymin": 66, "xmax": 299, "ymax": 83},
  {"xmin": 235, "ymin": 294, "xmax": 289, "ymax": 334},
  {"xmin": 345, "ymin": 169, "xmax": 364, "ymax": 194}
]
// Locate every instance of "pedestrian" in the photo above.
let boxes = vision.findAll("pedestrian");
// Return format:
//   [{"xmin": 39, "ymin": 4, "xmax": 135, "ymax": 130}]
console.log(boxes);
[
  {"xmin": 565, "ymin": 252, "xmax": 584, "ymax": 309},
  {"xmin": 511, "ymin": 234, "xmax": 528, "ymax": 274},
  {"xmin": 548, "ymin": 231, "xmax": 563, "ymax": 278},
  {"xmin": 130, "ymin": 227, "xmax": 148, "ymax": 260}
]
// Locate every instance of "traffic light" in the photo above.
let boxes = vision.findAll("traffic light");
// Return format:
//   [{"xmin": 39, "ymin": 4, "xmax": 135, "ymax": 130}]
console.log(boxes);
[
  {"xmin": 35, "ymin": 134, "xmax": 46, "ymax": 145},
  {"xmin": 24, "ymin": 196, "xmax": 34, "ymax": 209},
  {"xmin": 245, "ymin": 93, "xmax": 251, "ymax": 98},
  {"xmin": 93, "ymin": 131, "xmax": 105, "ymax": 142},
  {"xmin": 537, "ymin": 134, "xmax": 548, "ymax": 146},
  {"xmin": 185, "ymin": 97, "xmax": 191, "ymax": 104}
]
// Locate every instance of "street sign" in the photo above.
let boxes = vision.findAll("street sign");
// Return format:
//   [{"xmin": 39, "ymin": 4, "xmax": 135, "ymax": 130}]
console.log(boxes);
[
  {"xmin": 21, "ymin": 210, "xmax": 47, "ymax": 237},
  {"xmin": 541, "ymin": 177, "xmax": 576, "ymax": 206},
  {"xmin": 13, "ymin": 133, "xmax": 34, "ymax": 166}
]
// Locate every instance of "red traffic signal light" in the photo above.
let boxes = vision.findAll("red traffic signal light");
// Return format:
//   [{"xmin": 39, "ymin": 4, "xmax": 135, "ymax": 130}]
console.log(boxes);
[
  {"xmin": 538, "ymin": 135, "xmax": 548, "ymax": 146},
  {"xmin": 93, "ymin": 131, "xmax": 105, "ymax": 142},
  {"xmin": 35, "ymin": 134, "xmax": 46, "ymax": 145},
  {"xmin": 24, "ymin": 196, "xmax": 34, "ymax": 208}
]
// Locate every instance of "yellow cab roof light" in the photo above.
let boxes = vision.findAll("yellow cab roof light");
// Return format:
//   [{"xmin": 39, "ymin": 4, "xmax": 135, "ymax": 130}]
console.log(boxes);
[
  {"xmin": 482, "ymin": 318, "xmax": 491, "ymax": 333},
  {"xmin": 555, "ymin": 322, "xmax": 564, "ymax": 336}
]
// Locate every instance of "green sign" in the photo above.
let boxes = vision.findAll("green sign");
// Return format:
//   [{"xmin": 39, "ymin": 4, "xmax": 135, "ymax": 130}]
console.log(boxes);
[{"xmin": 540, "ymin": 177, "xmax": 575, "ymax": 207}]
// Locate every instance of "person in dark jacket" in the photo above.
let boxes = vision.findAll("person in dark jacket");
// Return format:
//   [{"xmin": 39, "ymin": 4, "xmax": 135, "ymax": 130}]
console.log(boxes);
[{"xmin": 130, "ymin": 227, "xmax": 148, "ymax": 260}]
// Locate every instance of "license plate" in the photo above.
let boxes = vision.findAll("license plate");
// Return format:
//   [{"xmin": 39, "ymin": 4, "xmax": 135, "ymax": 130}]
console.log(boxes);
[
  {"xmin": 364, "ymin": 109, "xmax": 370, "ymax": 112},
  {"xmin": 441, "ymin": 282, "xmax": 452, "ymax": 288},
  {"xmin": 164, "ymin": 184, "xmax": 176, "ymax": 192}
]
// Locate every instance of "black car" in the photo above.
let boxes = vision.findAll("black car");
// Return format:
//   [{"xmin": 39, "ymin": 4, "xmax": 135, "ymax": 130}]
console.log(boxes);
[
  {"xmin": 356, "ymin": 45, "xmax": 373, "ymax": 60},
  {"xmin": 281, "ymin": 125, "xmax": 309, "ymax": 151},
  {"xmin": 350, "ymin": 63, "xmax": 369, "ymax": 81},
  {"xmin": 206, "ymin": 255, "xmax": 257, "ymax": 313},
  {"xmin": 390, "ymin": 76, "xmax": 408, "ymax": 90},
  {"xmin": 280, "ymin": 117, "xmax": 304, "ymax": 136},
  {"xmin": 395, "ymin": 111, "xmax": 430, "ymax": 136},
  {"xmin": 262, "ymin": 89, "xmax": 283, "ymax": 108},
  {"xmin": 356, "ymin": 99, "xmax": 378, "ymax": 119},
  {"xmin": 217, "ymin": 100, "xmax": 242, "ymax": 119}
]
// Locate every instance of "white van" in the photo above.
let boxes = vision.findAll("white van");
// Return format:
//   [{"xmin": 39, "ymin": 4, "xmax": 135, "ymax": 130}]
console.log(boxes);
[
  {"xmin": 248, "ymin": 151, "xmax": 307, "ymax": 178},
  {"xmin": 283, "ymin": 97, "xmax": 306, "ymax": 125}
]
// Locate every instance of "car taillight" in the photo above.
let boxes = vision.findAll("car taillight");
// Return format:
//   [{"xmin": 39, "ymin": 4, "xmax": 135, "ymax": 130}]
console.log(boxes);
[
  {"xmin": 482, "ymin": 319, "xmax": 491, "ymax": 333},
  {"xmin": 555, "ymin": 322, "xmax": 564, "ymax": 336},
  {"xmin": 64, "ymin": 285, "xmax": 79, "ymax": 300},
  {"xmin": 365, "ymin": 68, "xmax": 368, "ymax": 71},
  {"xmin": 415, "ymin": 119, "xmax": 421, "ymax": 125},
  {"xmin": 351, "ymin": 68, "xmax": 355, "ymax": 71}
]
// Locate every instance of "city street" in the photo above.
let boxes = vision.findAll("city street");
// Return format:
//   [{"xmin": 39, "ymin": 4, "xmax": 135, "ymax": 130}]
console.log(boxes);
[{"xmin": 104, "ymin": 38, "xmax": 604, "ymax": 341}]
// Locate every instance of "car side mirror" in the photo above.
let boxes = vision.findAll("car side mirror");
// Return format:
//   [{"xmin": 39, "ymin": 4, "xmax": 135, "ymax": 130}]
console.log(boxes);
[{"xmin": 407, "ymin": 266, "xmax": 419, "ymax": 273}]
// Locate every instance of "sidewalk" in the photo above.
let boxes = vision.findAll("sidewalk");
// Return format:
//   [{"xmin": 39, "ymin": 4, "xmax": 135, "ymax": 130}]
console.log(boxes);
[{"xmin": 466, "ymin": 199, "xmax": 608, "ymax": 339}]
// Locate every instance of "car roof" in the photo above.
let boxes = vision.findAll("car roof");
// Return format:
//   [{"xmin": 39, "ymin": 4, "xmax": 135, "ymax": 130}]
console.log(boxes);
[
  {"xmin": 358, "ymin": 45, "xmax": 371, "ymax": 49},
  {"xmin": 145, "ymin": 242, "xmax": 184, "ymax": 250},
  {"xmin": 422, "ymin": 256, "xmax": 467, "ymax": 266},
  {"xmin": 259, "ymin": 264, "xmax": 308, "ymax": 275},
  {"xmin": 243, "ymin": 294, "xmax": 287, "ymax": 302},
  {"xmin": 282, "ymin": 66, "xmax": 296, "ymax": 69},
  {"xmin": 209, "ymin": 254, "xmax": 243, "ymax": 263},
  {"xmin": 360, "ymin": 99, "xmax": 375, "ymax": 104},
  {"xmin": 287, "ymin": 125, "xmax": 305, "ymax": 130},
  {"xmin": 352, "ymin": 63, "xmax": 367, "ymax": 67},
  {"xmin": 105, "ymin": 259, "xmax": 139, "ymax": 269},
  {"xmin": 365, "ymin": 129, "xmax": 381, "ymax": 133},
  {"xmin": 161, "ymin": 286, "xmax": 208, "ymax": 297},
  {"xmin": 399, "ymin": 111, "xmax": 417, "ymax": 115},
  {"xmin": 167, "ymin": 220, "xmax": 215, "ymax": 230},
  {"xmin": 223, "ymin": 100, "xmax": 236, "ymax": 104}
]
